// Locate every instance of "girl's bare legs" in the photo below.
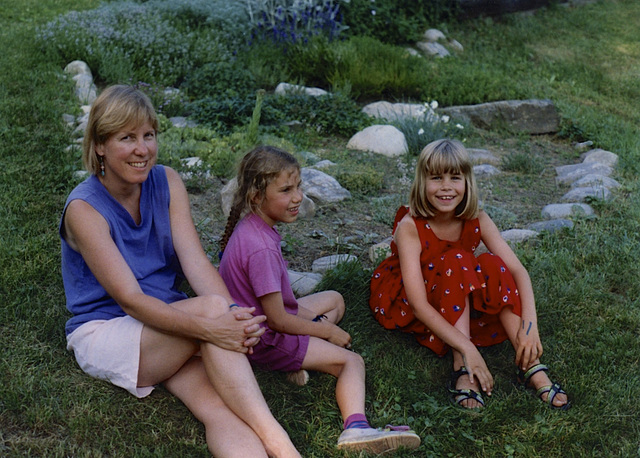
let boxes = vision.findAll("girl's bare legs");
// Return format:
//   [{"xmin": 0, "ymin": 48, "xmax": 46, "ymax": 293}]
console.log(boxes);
[
  {"xmin": 300, "ymin": 337, "xmax": 366, "ymax": 420},
  {"xmin": 297, "ymin": 290, "xmax": 345, "ymax": 324},
  {"xmin": 452, "ymin": 297, "xmax": 483, "ymax": 409},
  {"xmin": 499, "ymin": 309, "xmax": 569, "ymax": 408},
  {"xmin": 138, "ymin": 295, "xmax": 300, "ymax": 458}
]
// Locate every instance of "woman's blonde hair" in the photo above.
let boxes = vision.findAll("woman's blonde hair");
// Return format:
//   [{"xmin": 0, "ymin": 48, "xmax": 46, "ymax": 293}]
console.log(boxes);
[
  {"xmin": 409, "ymin": 138, "xmax": 479, "ymax": 219},
  {"xmin": 82, "ymin": 85, "xmax": 158, "ymax": 175},
  {"xmin": 219, "ymin": 145, "xmax": 299, "ymax": 253}
]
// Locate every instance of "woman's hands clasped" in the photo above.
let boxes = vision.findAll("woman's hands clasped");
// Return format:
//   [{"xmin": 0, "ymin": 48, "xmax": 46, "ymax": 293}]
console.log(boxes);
[{"xmin": 207, "ymin": 306, "xmax": 266, "ymax": 354}]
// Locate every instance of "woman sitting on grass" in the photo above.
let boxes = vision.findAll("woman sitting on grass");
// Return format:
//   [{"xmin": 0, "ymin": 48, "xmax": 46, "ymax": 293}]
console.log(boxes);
[
  {"xmin": 370, "ymin": 139, "xmax": 570, "ymax": 411},
  {"xmin": 60, "ymin": 85, "xmax": 300, "ymax": 457}
]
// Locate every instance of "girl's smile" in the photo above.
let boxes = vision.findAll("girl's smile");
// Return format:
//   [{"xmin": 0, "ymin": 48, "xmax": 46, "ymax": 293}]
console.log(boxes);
[{"xmin": 426, "ymin": 172, "xmax": 466, "ymax": 215}]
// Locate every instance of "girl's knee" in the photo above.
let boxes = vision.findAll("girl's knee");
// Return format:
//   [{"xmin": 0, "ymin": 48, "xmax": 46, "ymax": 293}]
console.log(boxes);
[{"xmin": 328, "ymin": 290, "xmax": 345, "ymax": 316}]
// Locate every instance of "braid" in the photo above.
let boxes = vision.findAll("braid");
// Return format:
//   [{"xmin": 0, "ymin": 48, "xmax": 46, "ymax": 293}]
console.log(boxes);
[{"xmin": 219, "ymin": 145, "xmax": 299, "ymax": 254}]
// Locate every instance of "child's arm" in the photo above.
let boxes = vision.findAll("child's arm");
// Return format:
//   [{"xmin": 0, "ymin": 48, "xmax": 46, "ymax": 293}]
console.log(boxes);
[
  {"xmin": 478, "ymin": 210, "xmax": 543, "ymax": 370},
  {"xmin": 260, "ymin": 292, "xmax": 352, "ymax": 348},
  {"xmin": 395, "ymin": 215, "xmax": 493, "ymax": 394}
]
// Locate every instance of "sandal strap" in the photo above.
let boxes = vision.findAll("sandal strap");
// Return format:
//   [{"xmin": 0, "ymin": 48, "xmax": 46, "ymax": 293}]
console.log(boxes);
[
  {"xmin": 450, "ymin": 388, "xmax": 485, "ymax": 407},
  {"xmin": 449, "ymin": 366, "xmax": 470, "ymax": 384},
  {"xmin": 519, "ymin": 363, "xmax": 549, "ymax": 388},
  {"xmin": 536, "ymin": 382, "xmax": 569, "ymax": 409}
]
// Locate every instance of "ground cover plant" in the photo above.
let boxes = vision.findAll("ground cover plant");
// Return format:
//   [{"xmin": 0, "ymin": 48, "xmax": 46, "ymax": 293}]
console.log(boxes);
[{"xmin": 2, "ymin": 0, "xmax": 640, "ymax": 456}]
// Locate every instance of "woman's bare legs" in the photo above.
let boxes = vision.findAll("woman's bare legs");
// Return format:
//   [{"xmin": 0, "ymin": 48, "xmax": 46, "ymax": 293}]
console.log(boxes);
[
  {"xmin": 138, "ymin": 295, "xmax": 300, "ymax": 457},
  {"xmin": 499, "ymin": 309, "xmax": 569, "ymax": 408}
]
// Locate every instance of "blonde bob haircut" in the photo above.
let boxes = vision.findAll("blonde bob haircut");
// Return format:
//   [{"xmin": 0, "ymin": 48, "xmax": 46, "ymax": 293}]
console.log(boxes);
[
  {"xmin": 82, "ymin": 85, "xmax": 158, "ymax": 175},
  {"xmin": 409, "ymin": 138, "xmax": 479, "ymax": 220}
]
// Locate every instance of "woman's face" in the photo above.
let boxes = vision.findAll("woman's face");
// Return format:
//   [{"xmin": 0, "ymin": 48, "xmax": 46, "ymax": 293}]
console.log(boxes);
[{"xmin": 96, "ymin": 121, "xmax": 157, "ymax": 187}]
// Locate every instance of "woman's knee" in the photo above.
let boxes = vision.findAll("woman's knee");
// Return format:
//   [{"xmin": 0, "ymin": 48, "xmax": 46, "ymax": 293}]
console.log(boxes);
[{"xmin": 183, "ymin": 294, "xmax": 231, "ymax": 319}]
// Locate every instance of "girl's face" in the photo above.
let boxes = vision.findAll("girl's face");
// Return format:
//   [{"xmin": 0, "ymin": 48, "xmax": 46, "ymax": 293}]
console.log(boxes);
[
  {"xmin": 96, "ymin": 121, "xmax": 157, "ymax": 188},
  {"xmin": 256, "ymin": 168, "xmax": 303, "ymax": 227},
  {"xmin": 425, "ymin": 171, "xmax": 466, "ymax": 216}
]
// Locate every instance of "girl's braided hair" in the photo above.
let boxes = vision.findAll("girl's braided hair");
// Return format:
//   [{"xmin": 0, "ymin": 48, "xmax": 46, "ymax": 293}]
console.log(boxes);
[{"xmin": 219, "ymin": 145, "xmax": 299, "ymax": 253}]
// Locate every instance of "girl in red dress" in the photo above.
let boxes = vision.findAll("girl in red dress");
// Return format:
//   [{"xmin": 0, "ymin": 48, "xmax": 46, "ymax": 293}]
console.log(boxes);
[{"xmin": 370, "ymin": 139, "xmax": 570, "ymax": 410}]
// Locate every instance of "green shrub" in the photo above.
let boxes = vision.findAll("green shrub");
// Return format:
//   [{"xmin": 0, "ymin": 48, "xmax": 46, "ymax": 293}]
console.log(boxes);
[
  {"xmin": 500, "ymin": 151, "xmax": 544, "ymax": 174},
  {"xmin": 330, "ymin": 164, "xmax": 384, "ymax": 195},
  {"xmin": 262, "ymin": 92, "xmax": 371, "ymax": 137},
  {"xmin": 181, "ymin": 60, "xmax": 257, "ymax": 99},
  {"xmin": 36, "ymin": 0, "xmax": 244, "ymax": 87},
  {"xmin": 339, "ymin": 0, "xmax": 460, "ymax": 45}
]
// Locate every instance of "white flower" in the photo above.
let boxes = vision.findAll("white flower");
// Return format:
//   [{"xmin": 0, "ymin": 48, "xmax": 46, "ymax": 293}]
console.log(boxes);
[
  {"xmin": 441, "ymin": 115, "xmax": 450, "ymax": 123},
  {"xmin": 371, "ymin": 9, "xmax": 376, "ymax": 15},
  {"xmin": 418, "ymin": 128, "xmax": 425, "ymax": 135},
  {"xmin": 430, "ymin": 100, "xmax": 438, "ymax": 110},
  {"xmin": 456, "ymin": 123, "xmax": 464, "ymax": 129}
]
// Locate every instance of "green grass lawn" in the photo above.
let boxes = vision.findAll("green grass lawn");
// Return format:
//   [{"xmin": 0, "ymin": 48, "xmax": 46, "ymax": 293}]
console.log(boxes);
[{"xmin": 1, "ymin": 0, "xmax": 639, "ymax": 456}]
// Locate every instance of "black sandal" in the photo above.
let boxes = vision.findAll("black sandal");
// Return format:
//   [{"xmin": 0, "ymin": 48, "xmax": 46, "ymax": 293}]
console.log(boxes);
[
  {"xmin": 448, "ymin": 366, "xmax": 485, "ymax": 409},
  {"xmin": 517, "ymin": 363, "xmax": 571, "ymax": 411}
]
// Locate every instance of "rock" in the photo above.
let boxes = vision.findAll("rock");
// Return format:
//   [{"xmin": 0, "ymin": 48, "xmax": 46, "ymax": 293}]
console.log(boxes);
[
  {"xmin": 527, "ymin": 219, "xmax": 574, "ymax": 233},
  {"xmin": 275, "ymin": 82, "xmax": 329, "ymax": 97},
  {"xmin": 473, "ymin": 164, "xmax": 501, "ymax": 178},
  {"xmin": 541, "ymin": 203, "xmax": 595, "ymax": 219},
  {"xmin": 416, "ymin": 41, "xmax": 450, "ymax": 57},
  {"xmin": 311, "ymin": 254, "xmax": 358, "ymax": 273},
  {"xmin": 560, "ymin": 185, "xmax": 611, "ymax": 202},
  {"xmin": 369, "ymin": 238, "xmax": 392, "ymax": 262},
  {"xmin": 555, "ymin": 162, "xmax": 613, "ymax": 186},
  {"xmin": 581, "ymin": 148, "xmax": 618, "ymax": 168},
  {"xmin": 500, "ymin": 229, "xmax": 538, "ymax": 245},
  {"xmin": 570, "ymin": 174, "xmax": 620, "ymax": 190},
  {"xmin": 467, "ymin": 148, "xmax": 500, "ymax": 165},
  {"xmin": 64, "ymin": 60, "xmax": 92, "ymax": 78},
  {"xmin": 72, "ymin": 73, "xmax": 97, "ymax": 105},
  {"xmin": 448, "ymin": 39, "xmax": 464, "ymax": 52},
  {"xmin": 362, "ymin": 101, "xmax": 436, "ymax": 122},
  {"xmin": 300, "ymin": 167, "xmax": 351, "ymax": 203},
  {"xmin": 347, "ymin": 125, "xmax": 408, "ymax": 157},
  {"xmin": 423, "ymin": 28, "xmax": 446, "ymax": 42},
  {"xmin": 288, "ymin": 270, "xmax": 322, "ymax": 296},
  {"xmin": 310, "ymin": 160, "xmax": 336, "ymax": 170},
  {"xmin": 169, "ymin": 116, "xmax": 198, "ymax": 128},
  {"xmin": 439, "ymin": 99, "xmax": 560, "ymax": 134}
]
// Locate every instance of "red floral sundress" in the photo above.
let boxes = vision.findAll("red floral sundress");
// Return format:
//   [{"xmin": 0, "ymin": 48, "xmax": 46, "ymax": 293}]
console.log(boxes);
[{"xmin": 369, "ymin": 206, "xmax": 522, "ymax": 356}]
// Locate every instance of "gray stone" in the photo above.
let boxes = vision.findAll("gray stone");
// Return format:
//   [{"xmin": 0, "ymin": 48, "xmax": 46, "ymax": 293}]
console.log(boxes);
[
  {"xmin": 448, "ymin": 39, "xmax": 464, "ymax": 52},
  {"xmin": 310, "ymin": 160, "xmax": 336, "ymax": 170},
  {"xmin": 362, "ymin": 101, "xmax": 436, "ymax": 122},
  {"xmin": 500, "ymin": 229, "xmax": 538, "ymax": 245},
  {"xmin": 439, "ymin": 99, "xmax": 560, "ymax": 134},
  {"xmin": 288, "ymin": 270, "xmax": 322, "ymax": 297},
  {"xmin": 581, "ymin": 148, "xmax": 618, "ymax": 168},
  {"xmin": 527, "ymin": 219, "xmax": 574, "ymax": 233},
  {"xmin": 311, "ymin": 254, "xmax": 358, "ymax": 273},
  {"xmin": 541, "ymin": 203, "xmax": 594, "ymax": 219},
  {"xmin": 64, "ymin": 60, "xmax": 92, "ymax": 78},
  {"xmin": 416, "ymin": 41, "xmax": 450, "ymax": 57},
  {"xmin": 561, "ymin": 185, "xmax": 611, "ymax": 202},
  {"xmin": 347, "ymin": 125, "xmax": 408, "ymax": 157},
  {"xmin": 555, "ymin": 162, "xmax": 613, "ymax": 185},
  {"xmin": 369, "ymin": 238, "xmax": 392, "ymax": 262},
  {"xmin": 300, "ymin": 167, "xmax": 351, "ymax": 203},
  {"xmin": 570, "ymin": 174, "xmax": 620, "ymax": 190},
  {"xmin": 467, "ymin": 148, "xmax": 500, "ymax": 165},
  {"xmin": 170, "ymin": 116, "xmax": 198, "ymax": 128},
  {"xmin": 423, "ymin": 28, "xmax": 446, "ymax": 42},
  {"xmin": 275, "ymin": 82, "xmax": 328, "ymax": 97},
  {"xmin": 473, "ymin": 164, "xmax": 501, "ymax": 178}
]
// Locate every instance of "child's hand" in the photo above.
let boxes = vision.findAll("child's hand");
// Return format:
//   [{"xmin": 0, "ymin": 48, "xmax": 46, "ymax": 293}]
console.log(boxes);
[
  {"xmin": 325, "ymin": 322, "xmax": 352, "ymax": 348},
  {"xmin": 463, "ymin": 345, "xmax": 493, "ymax": 396},
  {"xmin": 515, "ymin": 321, "xmax": 543, "ymax": 370}
]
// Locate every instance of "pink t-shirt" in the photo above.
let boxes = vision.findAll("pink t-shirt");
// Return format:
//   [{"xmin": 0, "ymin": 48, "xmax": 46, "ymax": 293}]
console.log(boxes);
[{"xmin": 219, "ymin": 213, "xmax": 299, "ymax": 320}]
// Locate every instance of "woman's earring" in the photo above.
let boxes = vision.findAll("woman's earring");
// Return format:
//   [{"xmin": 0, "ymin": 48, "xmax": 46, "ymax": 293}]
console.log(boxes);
[{"xmin": 98, "ymin": 156, "xmax": 105, "ymax": 177}]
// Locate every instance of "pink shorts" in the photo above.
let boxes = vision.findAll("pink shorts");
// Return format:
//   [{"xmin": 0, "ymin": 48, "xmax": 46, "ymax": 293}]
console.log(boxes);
[{"xmin": 66, "ymin": 315, "xmax": 154, "ymax": 398}]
